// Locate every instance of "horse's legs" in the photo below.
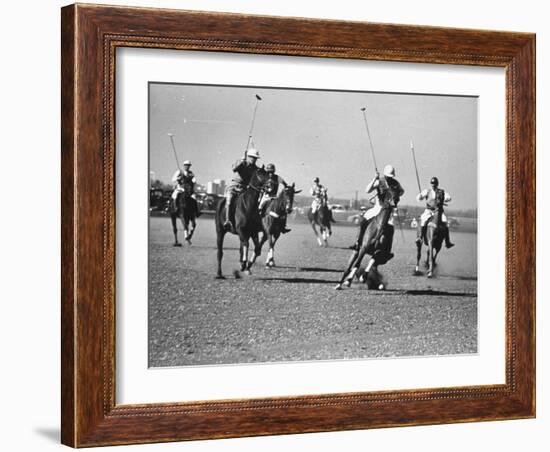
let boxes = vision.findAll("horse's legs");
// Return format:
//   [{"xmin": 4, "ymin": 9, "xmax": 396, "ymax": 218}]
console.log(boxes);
[
  {"xmin": 335, "ymin": 249, "xmax": 361, "ymax": 289},
  {"xmin": 170, "ymin": 215, "xmax": 181, "ymax": 246},
  {"xmin": 265, "ymin": 234, "xmax": 276, "ymax": 267},
  {"xmin": 415, "ymin": 240, "xmax": 422, "ymax": 274},
  {"xmin": 427, "ymin": 244, "xmax": 434, "ymax": 278},
  {"xmin": 240, "ymin": 238, "xmax": 250, "ymax": 273},
  {"xmin": 179, "ymin": 216, "xmax": 189, "ymax": 244},
  {"xmin": 247, "ymin": 234, "xmax": 262, "ymax": 271},
  {"xmin": 187, "ymin": 217, "xmax": 196, "ymax": 242},
  {"xmin": 311, "ymin": 222, "xmax": 322, "ymax": 246},
  {"xmin": 322, "ymin": 227, "xmax": 329, "ymax": 247},
  {"xmin": 216, "ymin": 229, "xmax": 226, "ymax": 279}
]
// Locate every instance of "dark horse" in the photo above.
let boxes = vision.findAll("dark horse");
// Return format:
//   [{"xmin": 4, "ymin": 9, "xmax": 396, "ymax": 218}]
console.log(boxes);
[
  {"xmin": 415, "ymin": 189, "xmax": 446, "ymax": 278},
  {"xmin": 215, "ymin": 168, "xmax": 270, "ymax": 278},
  {"xmin": 335, "ymin": 181, "xmax": 400, "ymax": 290},
  {"xmin": 260, "ymin": 183, "xmax": 300, "ymax": 268},
  {"xmin": 169, "ymin": 185, "xmax": 198, "ymax": 246},
  {"xmin": 307, "ymin": 203, "xmax": 334, "ymax": 247}
]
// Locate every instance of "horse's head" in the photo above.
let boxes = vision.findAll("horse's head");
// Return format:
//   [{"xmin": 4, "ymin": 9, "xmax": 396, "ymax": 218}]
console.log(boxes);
[
  {"xmin": 379, "ymin": 177, "xmax": 401, "ymax": 209},
  {"xmin": 283, "ymin": 183, "xmax": 301, "ymax": 214},
  {"xmin": 250, "ymin": 165, "xmax": 270, "ymax": 190}
]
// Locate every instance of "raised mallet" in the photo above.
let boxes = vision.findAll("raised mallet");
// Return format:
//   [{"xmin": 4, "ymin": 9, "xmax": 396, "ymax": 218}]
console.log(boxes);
[
  {"xmin": 361, "ymin": 107, "xmax": 379, "ymax": 174},
  {"xmin": 410, "ymin": 139, "xmax": 422, "ymax": 193},
  {"xmin": 167, "ymin": 133, "xmax": 181, "ymax": 170},
  {"xmin": 245, "ymin": 94, "xmax": 262, "ymax": 155}
]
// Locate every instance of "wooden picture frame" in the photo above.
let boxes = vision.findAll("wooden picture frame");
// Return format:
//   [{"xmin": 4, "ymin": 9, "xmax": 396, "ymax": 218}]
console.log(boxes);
[{"xmin": 61, "ymin": 3, "xmax": 535, "ymax": 447}]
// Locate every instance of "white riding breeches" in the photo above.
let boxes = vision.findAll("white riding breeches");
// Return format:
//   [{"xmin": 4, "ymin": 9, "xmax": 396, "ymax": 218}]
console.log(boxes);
[
  {"xmin": 420, "ymin": 209, "xmax": 447, "ymax": 226},
  {"xmin": 311, "ymin": 199, "xmax": 323, "ymax": 213},
  {"xmin": 172, "ymin": 187, "xmax": 196, "ymax": 200},
  {"xmin": 362, "ymin": 204, "xmax": 395, "ymax": 226}
]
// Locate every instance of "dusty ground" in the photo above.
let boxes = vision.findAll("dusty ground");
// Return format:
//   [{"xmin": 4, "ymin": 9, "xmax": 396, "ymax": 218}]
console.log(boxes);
[{"xmin": 148, "ymin": 216, "xmax": 477, "ymax": 367}]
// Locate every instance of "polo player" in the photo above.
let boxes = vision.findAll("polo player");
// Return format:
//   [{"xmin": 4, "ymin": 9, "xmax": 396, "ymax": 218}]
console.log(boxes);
[
  {"xmin": 171, "ymin": 160, "xmax": 200, "ymax": 216},
  {"xmin": 416, "ymin": 176, "xmax": 454, "ymax": 248},
  {"xmin": 349, "ymin": 164, "xmax": 404, "ymax": 251},
  {"xmin": 259, "ymin": 163, "xmax": 291, "ymax": 233},
  {"xmin": 224, "ymin": 147, "xmax": 261, "ymax": 230},
  {"xmin": 310, "ymin": 177, "xmax": 328, "ymax": 214}
]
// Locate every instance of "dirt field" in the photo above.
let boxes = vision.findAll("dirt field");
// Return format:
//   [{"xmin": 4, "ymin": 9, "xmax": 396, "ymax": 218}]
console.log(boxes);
[{"xmin": 148, "ymin": 216, "xmax": 477, "ymax": 367}]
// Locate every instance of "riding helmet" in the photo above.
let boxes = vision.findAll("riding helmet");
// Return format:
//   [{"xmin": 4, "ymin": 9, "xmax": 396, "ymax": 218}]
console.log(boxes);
[
  {"xmin": 383, "ymin": 164, "xmax": 396, "ymax": 177},
  {"xmin": 430, "ymin": 176, "xmax": 439, "ymax": 186},
  {"xmin": 183, "ymin": 160, "xmax": 191, "ymax": 166},
  {"xmin": 313, "ymin": 177, "xmax": 320, "ymax": 183},
  {"xmin": 266, "ymin": 163, "xmax": 276, "ymax": 172}
]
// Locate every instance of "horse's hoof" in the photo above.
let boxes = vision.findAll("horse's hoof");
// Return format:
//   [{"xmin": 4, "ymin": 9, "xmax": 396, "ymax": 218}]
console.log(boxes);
[
  {"xmin": 343, "ymin": 280, "xmax": 351, "ymax": 288},
  {"xmin": 173, "ymin": 242, "xmax": 182, "ymax": 247},
  {"xmin": 215, "ymin": 275, "xmax": 226, "ymax": 280},
  {"xmin": 359, "ymin": 275, "xmax": 366, "ymax": 283},
  {"xmin": 185, "ymin": 240, "xmax": 192, "ymax": 245},
  {"xmin": 413, "ymin": 269, "xmax": 422, "ymax": 276},
  {"xmin": 334, "ymin": 284, "xmax": 342, "ymax": 290},
  {"xmin": 427, "ymin": 272, "xmax": 433, "ymax": 279},
  {"xmin": 244, "ymin": 269, "xmax": 251, "ymax": 276}
]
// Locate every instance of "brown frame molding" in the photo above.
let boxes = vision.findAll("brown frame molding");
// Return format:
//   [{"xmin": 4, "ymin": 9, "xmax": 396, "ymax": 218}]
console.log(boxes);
[{"xmin": 61, "ymin": 3, "xmax": 535, "ymax": 447}]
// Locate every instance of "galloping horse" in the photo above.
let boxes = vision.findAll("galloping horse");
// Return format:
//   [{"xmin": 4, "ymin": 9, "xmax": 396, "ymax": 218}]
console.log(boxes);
[
  {"xmin": 215, "ymin": 168, "xmax": 270, "ymax": 278},
  {"xmin": 335, "ymin": 180, "xmax": 400, "ymax": 290},
  {"xmin": 415, "ymin": 189, "xmax": 446, "ymax": 278},
  {"xmin": 260, "ymin": 183, "xmax": 300, "ymax": 268},
  {"xmin": 169, "ymin": 184, "xmax": 198, "ymax": 246},
  {"xmin": 307, "ymin": 204, "xmax": 333, "ymax": 247}
]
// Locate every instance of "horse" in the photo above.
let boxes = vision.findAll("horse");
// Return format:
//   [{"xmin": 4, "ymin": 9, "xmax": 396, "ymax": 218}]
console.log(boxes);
[
  {"xmin": 215, "ymin": 168, "xmax": 270, "ymax": 278},
  {"xmin": 307, "ymin": 203, "xmax": 333, "ymax": 247},
  {"xmin": 335, "ymin": 182, "xmax": 400, "ymax": 290},
  {"xmin": 415, "ymin": 190, "xmax": 446, "ymax": 278},
  {"xmin": 260, "ymin": 183, "xmax": 300, "ymax": 268},
  {"xmin": 169, "ymin": 185, "xmax": 198, "ymax": 246}
]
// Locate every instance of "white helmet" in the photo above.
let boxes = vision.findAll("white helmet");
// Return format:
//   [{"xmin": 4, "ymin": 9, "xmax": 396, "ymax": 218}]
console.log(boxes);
[
  {"xmin": 383, "ymin": 164, "xmax": 396, "ymax": 177},
  {"xmin": 183, "ymin": 160, "xmax": 191, "ymax": 166},
  {"xmin": 247, "ymin": 148, "xmax": 260, "ymax": 159}
]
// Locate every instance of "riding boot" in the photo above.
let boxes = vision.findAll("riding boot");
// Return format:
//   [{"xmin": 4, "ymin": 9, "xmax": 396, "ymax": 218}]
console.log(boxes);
[
  {"xmin": 444, "ymin": 226, "xmax": 455, "ymax": 248},
  {"xmin": 195, "ymin": 198, "xmax": 201, "ymax": 217},
  {"xmin": 349, "ymin": 217, "xmax": 369, "ymax": 250},
  {"xmin": 416, "ymin": 225, "xmax": 427, "ymax": 245}
]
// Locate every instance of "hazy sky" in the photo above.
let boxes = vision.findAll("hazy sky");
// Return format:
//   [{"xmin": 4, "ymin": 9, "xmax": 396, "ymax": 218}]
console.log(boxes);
[{"xmin": 149, "ymin": 83, "xmax": 477, "ymax": 209}]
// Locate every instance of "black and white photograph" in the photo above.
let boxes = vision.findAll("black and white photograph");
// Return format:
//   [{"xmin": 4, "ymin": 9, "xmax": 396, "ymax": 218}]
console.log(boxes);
[{"xmin": 148, "ymin": 82, "xmax": 478, "ymax": 367}]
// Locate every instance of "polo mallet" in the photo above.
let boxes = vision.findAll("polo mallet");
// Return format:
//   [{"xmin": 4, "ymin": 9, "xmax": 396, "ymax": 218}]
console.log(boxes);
[
  {"xmin": 167, "ymin": 133, "xmax": 181, "ymax": 171},
  {"xmin": 244, "ymin": 94, "xmax": 262, "ymax": 157},
  {"xmin": 360, "ymin": 107, "xmax": 379, "ymax": 174},
  {"xmin": 410, "ymin": 139, "xmax": 422, "ymax": 193}
]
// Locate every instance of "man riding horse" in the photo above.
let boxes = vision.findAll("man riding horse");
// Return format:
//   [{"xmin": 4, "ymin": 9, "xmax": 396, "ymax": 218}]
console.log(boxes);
[
  {"xmin": 310, "ymin": 177, "xmax": 328, "ymax": 216},
  {"xmin": 416, "ymin": 176, "xmax": 454, "ymax": 249},
  {"xmin": 349, "ymin": 164, "xmax": 404, "ymax": 251},
  {"xmin": 170, "ymin": 160, "xmax": 200, "ymax": 217},
  {"xmin": 259, "ymin": 163, "xmax": 291, "ymax": 234},
  {"xmin": 224, "ymin": 147, "xmax": 261, "ymax": 231},
  {"xmin": 335, "ymin": 164, "xmax": 403, "ymax": 290}
]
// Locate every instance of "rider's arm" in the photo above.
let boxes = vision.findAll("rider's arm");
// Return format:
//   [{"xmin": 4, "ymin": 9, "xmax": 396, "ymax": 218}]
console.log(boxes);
[
  {"xmin": 232, "ymin": 159, "xmax": 245, "ymax": 172},
  {"xmin": 365, "ymin": 176, "xmax": 379, "ymax": 193},
  {"xmin": 171, "ymin": 170, "xmax": 182, "ymax": 184},
  {"xmin": 444, "ymin": 191, "xmax": 452, "ymax": 202},
  {"xmin": 416, "ymin": 189, "xmax": 428, "ymax": 201}
]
